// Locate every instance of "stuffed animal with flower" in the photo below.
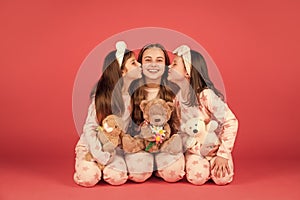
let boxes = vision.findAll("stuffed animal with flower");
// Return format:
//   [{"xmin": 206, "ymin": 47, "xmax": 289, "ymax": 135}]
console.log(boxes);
[{"xmin": 139, "ymin": 98, "xmax": 182, "ymax": 154}]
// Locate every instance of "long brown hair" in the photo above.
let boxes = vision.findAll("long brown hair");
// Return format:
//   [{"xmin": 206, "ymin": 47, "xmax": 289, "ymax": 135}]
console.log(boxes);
[
  {"xmin": 95, "ymin": 50, "xmax": 134, "ymax": 124},
  {"xmin": 128, "ymin": 44, "xmax": 179, "ymax": 135},
  {"xmin": 185, "ymin": 50, "xmax": 224, "ymax": 107}
]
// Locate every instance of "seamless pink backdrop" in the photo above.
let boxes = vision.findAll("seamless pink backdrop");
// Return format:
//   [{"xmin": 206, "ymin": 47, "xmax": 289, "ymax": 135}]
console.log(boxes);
[{"xmin": 0, "ymin": 0, "xmax": 299, "ymax": 161}]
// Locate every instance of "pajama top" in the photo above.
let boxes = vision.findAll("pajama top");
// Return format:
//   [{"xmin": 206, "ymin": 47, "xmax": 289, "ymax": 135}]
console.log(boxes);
[
  {"xmin": 81, "ymin": 90, "xmax": 147, "ymax": 165},
  {"xmin": 176, "ymin": 89, "xmax": 238, "ymax": 159},
  {"xmin": 80, "ymin": 99, "xmax": 111, "ymax": 165}
]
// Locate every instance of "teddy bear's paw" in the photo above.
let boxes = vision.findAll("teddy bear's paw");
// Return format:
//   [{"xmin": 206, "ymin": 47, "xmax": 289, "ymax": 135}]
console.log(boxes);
[
  {"xmin": 181, "ymin": 132, "xmax": 196, "ymax": 151},
  {"xmin": 145, "ymin": 142, "xmax": 160, "ymax": 153},
  {"xmin": 160, "ymin": 134, "xmax": 183, "ymax": 154},
  {"xmin": 200, "ymin": 143, "xmax": 218, "ymax": 157},
  {"xmin": 122, "ymin": 135, "xmax": 145, "ymax": 153},
  {"xmin": 106, "ymin": 151, "xmax": 116, "ymax": 165},
  {"xmin": 140, "ymin": 126, "xmax": 153, "ymax": 139},
  {"xmin": 84, "ymin": 152, "xmax": 94, "ymax": 162}
]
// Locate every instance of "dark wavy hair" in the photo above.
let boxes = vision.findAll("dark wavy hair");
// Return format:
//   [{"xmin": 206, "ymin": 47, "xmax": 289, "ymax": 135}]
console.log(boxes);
[
  {"xmin": 94, "ymin": 49, "xmax": 134, "ymax": 124},
  {"xmin": 184, "ymin": 50, "xmax": 224, "ymax": 107},
  {"xmin": 128, "ymin": 44, "xmax": 180, "ymax": 135}
]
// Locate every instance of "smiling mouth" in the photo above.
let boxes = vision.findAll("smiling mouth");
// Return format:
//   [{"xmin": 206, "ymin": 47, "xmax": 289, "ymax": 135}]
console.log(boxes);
[{"xmin": 147, "ymin": 69, "xmax": 159, "ymax": 73}]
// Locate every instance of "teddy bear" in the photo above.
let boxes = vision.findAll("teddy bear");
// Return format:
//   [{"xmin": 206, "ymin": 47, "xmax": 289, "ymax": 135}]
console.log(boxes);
[
  {"xmin": 85, "ymin": 114, "xmax": 125, "ymax": 170},
  {"xmin": 181, "ymin": 117, "xmax": 220, "ymax": 159},
  {"xmin": 181, "ymin": 117, "xmax": 206, "ymax": 151},
  {"xmin": 122, "ymin": 98, "xmax": 182, "ymax": 154}
]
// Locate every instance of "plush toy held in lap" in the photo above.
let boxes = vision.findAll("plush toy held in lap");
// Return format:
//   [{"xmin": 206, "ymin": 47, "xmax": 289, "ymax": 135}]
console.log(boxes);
[
  {"xmin": 122, "ymin": 98, "xmax": 182, "ymax": 154},
  {"xmin": 181, "ymin": 117, "xmax": 220, "ymax": 159},
  {"xmin": 85, "ymin": 115, "xmax": 124, "ymax": 169}
]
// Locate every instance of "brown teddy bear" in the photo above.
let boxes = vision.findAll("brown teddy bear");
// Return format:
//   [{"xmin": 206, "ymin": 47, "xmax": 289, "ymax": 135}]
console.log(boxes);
[
  {"xmin": 85, "ymin": 114, "xmax": 125, "ymax": 170},
  {"xmin": 122, "ymin": 98, "xmax": 182, "ymax": 154}
]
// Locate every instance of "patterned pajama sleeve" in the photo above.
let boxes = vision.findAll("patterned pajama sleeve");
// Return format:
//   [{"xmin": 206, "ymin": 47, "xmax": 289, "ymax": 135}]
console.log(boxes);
[
  {"xmin": 199, "ymin": 89, "xmax": 238, "ymax": 160},
  {"xmin": 82, "ymin": 99, "xmax": 110, "ymax": 165}
]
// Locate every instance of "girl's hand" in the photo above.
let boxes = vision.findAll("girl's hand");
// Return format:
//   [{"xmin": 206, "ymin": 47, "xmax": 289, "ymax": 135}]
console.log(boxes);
[{"xmin": 211, "ymin": 156, "xmax": 230, "ymax": 178}]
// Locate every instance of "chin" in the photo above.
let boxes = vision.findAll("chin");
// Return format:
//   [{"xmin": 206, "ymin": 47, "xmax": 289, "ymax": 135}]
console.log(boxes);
[{"xmin": 145, "ymin": 74, "xmax": 162, "ymax": 80}]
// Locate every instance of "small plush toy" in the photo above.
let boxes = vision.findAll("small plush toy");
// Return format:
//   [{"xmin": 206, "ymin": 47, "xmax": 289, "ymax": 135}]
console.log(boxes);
[
  {"xmin": 122, "ymin": 98, "xmax": 182, "ymax": 154},
  {"xmin": 181, "ymin": 117, "xmax": 220, "ymax": 159},
  {"xmin": 85, "ymin": 115, "xmax": 125, "ymax": 169},
  {"xmin": 140, "ymin": 98, "xmax": 182, "ymax": 154},
  {"xmin": 181, "ymin": 117, "xmax": 206, "ymax": 150}
]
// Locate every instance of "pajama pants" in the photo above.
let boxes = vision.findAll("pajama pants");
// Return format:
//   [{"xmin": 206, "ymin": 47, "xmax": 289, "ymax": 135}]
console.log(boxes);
[
  {"xmin": 125, "ymin": 151, "xmax": 185, "ymax": 183},
  {"xmin": 185, "ymin": 152, "xmax": 234, "ymax": 185},
  {"xmin": 73, "ymin": 139, "xmax": 128, "ymax": 187}
]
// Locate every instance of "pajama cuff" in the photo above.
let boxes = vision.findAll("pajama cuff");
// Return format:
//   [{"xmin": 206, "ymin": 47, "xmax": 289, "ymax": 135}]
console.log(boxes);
[{"xmin": 216, "ymin": 151, "xmax": 230, "ymax": 160}]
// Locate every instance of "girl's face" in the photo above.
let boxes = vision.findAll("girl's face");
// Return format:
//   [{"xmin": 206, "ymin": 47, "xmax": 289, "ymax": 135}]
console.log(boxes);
[
  {"xmin": 141, "ymin": 47, "xmax": 165, "ymax": 82},
  {"xmin": 168, "ymin": 55, "xmax": 188, "ymax": 83},
  {"xmin": 123, "ymin": 55, "xmax": 142, "ymax": 79}
]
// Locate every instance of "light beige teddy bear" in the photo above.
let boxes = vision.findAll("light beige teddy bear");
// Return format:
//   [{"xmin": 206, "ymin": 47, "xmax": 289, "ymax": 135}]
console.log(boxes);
[{"xmin": 181, "ymin": 117, "xmax": 220, "ymax": 159}]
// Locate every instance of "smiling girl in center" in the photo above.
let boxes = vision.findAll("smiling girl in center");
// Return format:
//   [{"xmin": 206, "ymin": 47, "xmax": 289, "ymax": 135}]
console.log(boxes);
[{"xmin": 124, "ymin": 44, "xmax": 185, "ymax": 183}]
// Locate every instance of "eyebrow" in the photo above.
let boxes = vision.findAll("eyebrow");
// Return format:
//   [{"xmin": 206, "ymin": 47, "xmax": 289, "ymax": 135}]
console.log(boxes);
[
  {"xmin": 143, "ymin": 56, "xmax": 165, "ymax": 59},
  {"xmin": 129, "ymin": 58, "xmax": 135, "ymax": 61}
]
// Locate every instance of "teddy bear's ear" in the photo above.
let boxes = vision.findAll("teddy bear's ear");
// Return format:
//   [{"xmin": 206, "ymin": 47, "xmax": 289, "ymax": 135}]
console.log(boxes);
[
  {"xmin": 166, "ymin": 101, "xmax": 174, "ymax": 111},
  {"xmin": 140, "ymin": 100, "xmax": 148, "ymax": 112},
  {"xmin": 114, "ymin": 116, "xmax": 125, "ymax": 131}
]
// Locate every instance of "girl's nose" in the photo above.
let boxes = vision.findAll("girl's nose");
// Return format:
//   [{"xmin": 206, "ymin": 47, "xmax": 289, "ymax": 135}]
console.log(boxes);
[
  {"xmin": 151, "ymin": 62, "xmax": 158, "ymax": 67},
  {"xmin": 168, "ymin": 65, "xmax": 172, "ymax": 69}
]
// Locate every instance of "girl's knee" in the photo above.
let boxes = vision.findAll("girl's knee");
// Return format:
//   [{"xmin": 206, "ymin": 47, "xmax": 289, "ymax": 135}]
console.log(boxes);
[
  {"xmin": 73, "ymin": 172, "xmax": 100, "ymax": 187},
  {"xmin": 157, "ymin": 169, "xmax": 185, "ymax": 182},
  {"xmin": 186, "ymin": 170, "xmax": 210, "ymax": 185},
  {"xmin": 211, "ymin": 173, "xmax": 234, "ymax": 185},
  {"xmin": 210, "ymin": 156, "xmax": 234, "ymax": 185},
  {"xmin": 74, "ymin": 160, "xmax": 101, "ymax": 187},
  {"xmin": 185, "ymin": 155, "xmax": 210, "ymax": 185},
  {"xmin": 128, "ymin": 172, "xmax": 152, "ymax": 183},
  {"xmin": 103, "ymin": 167, "xmax": 128, "ymax": 185},
  {"xmin": 125, "ymin": 152, "xmax": 154, "ymax": 180},
  {"xmin": 157, "ymin": 155, "xmax": 185, "ymax": 182}
]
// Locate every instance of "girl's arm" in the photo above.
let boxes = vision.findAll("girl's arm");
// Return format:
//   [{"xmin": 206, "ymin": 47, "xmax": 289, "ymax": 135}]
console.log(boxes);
[
  {"xmin": 82, "ymin": 99, "xmax": 111, "ymax": 165},
  {"xmin": 200, "ymin": 89, "xmax": 238, "ymax": 159}
]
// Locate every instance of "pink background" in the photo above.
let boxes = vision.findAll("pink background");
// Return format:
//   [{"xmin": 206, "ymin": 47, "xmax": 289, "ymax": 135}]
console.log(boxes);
[{"xmin": 0, "ymin": 0, "xmax": 299, "ymax": 199}]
